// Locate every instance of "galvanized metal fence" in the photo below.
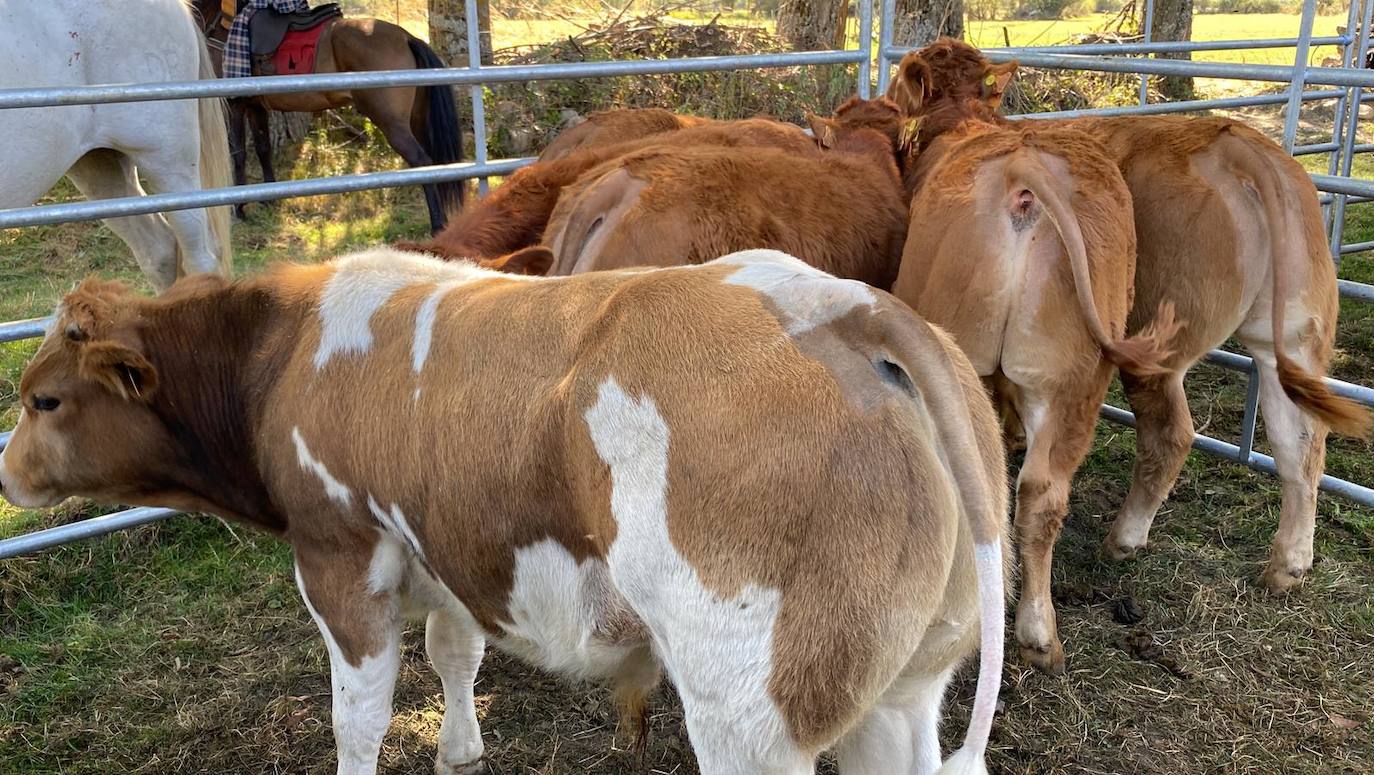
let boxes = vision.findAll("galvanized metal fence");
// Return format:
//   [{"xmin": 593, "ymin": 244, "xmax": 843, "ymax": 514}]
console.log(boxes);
[{"xmin": 1, "ymin": 0, "xmax": 1372, "ymax": 559}]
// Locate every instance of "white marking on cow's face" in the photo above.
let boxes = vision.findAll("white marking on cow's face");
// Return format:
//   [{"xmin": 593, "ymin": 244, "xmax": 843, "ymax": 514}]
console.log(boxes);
[
  {"xmin": 496, "ymin": 537, "xmax": 642, "ymax": 682},
  {"xmin": 718, "ymin": 249, "xmax": 875, "ymax": 335},
  {"xmin": 294, "ymin": 563, "xmax": 400, "ymax": 775},
  {"xmin": 291, "ymin": 426, "xmax": 353, "ymax": 508},
  {"xmin": 314, "ymin": 248, "xmax": 490, "ymax": 371},
  {"xmin": 365, "ymin": 494, "xmax": 427, "ymax": 566},
  {"xmin": 584, "ymin": 377, "xmax": 797, "ymax": 759}
]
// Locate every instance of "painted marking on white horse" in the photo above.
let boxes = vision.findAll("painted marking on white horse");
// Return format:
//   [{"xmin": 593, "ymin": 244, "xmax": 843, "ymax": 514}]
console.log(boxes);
[
  {"xmin": 496, "ymin": 538, "xmax": 636, "ymax": 682},
  {"xmin": 291, "ymin": 426, "xmax": 353, "ymax": 508},
  {"xmin": 584, "ymin": 377, "xmax": 797, "ymax": 761},
  {"xmin": 366, "ymin": 494, "xmax": 427, "ymax": 565},
  {"xmin": 720, "ymin": 249, "xmax": 875, "ymax": 336}
]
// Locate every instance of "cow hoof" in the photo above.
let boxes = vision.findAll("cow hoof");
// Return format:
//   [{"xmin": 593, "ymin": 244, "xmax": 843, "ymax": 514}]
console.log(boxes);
[
  {"xmin": 1102, "ymin": 538, "xmax": 1143, "ymax": 562},
  {"xmin": 1260, "ymin": 565, "xmax": 1307, "ymax": 595},
  {"xmin": 436, "ymin": 761, "xmax": 485, "ymax": 775},
  {"xmin": 1019, "ymin": 641, "xmax": 1066, "ymax": 676}
]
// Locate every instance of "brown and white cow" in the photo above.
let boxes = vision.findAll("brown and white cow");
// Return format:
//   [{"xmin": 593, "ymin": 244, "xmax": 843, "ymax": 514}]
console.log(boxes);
[
  {"xmin": 541, "ymin": 126, "xmax": 908, "ymax": 286},
  {"xmin": 887, "ymin": 39, "xmax": 1372, "ymax": 672},
  {"xmin": 893, "ymin": 115, "xmax": 1179, "ymax": 675},
  {"xmin": 1, "ymin": 248, "xmax": 1008, "ymax": 775}
]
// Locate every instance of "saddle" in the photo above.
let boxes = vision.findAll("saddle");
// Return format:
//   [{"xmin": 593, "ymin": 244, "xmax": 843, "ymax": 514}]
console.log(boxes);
[
  {"xmin": 249, "ymin": 3, "xmax": 342, "ymax": 76},
  {"xmin": 248, "ymin": 3, "xmax": 342, "ymax": 55}
]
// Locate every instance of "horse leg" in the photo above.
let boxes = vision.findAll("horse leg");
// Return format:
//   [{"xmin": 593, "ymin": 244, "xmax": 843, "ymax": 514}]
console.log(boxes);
[
  {"xmin": 247, "ymin": 100, "xmax": 277, "ymax": 185},
  {"xmin": 128, "ymin": 145, "xmax": 221, "ymax": 280},
  {"xmin": 359, "ymin": 94, "xmax": 447, "ymax": 234},
  {"xmin": 66, "ymin": 149, "xmax": 179, "ymax": 291},
  {"xmin": 227, "ymin": 99, "xmax": 250, "ymax": 219}
]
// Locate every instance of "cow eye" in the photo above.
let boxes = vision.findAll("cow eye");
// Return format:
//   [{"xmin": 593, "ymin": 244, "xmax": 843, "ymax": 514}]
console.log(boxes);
[{"xmin": 31, "ymin": 395, "xmax": 61, "ymax": 412}]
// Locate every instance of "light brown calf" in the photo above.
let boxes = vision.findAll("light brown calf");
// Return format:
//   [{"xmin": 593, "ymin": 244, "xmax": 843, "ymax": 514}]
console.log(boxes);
[
  {"xmin": 1, "ymin": 248, "xmax": 1009, "ymax": 775},
  {"xmin": 893, "ymin": 117, "xmax": 1177, "ymax": 674},
  {"xmin": 542, "ymin": 127, "xmax": 908, "ymax": 287},
  {"xmin": 409, "ymin": 118, "xmax": 818, "ymax": 263},
  {"xmin": 889, "ymin": 39, "xmax": 1372, "ymax": 671},
  {"xmin": 539, "ymin": 107, "xmax": 713, "ymax": 160}
]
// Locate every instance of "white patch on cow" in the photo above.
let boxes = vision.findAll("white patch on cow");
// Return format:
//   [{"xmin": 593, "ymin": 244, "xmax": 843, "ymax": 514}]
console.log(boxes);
[
  {"xmin": 295, "ymin": 563, "xmax": 400, "ymax": 775},
  {"xmin": 411, "ymin": 280, "xmax": 465, "ymax": 380},
  {"xmin": 292, "ymin": 426, "xmax": 353, "ymax": 508},
  {"xmin": 367, "ymin": 533, "xmax": 408, "ymax": 596},
  {"xmin": 584, "ymin": 377, "xmax": 802, "ymax": 769},
  {"xmin": 495, "ymin": 538, "xmax": 640, "ymax": 682},
  {"xmin": 718, "ymin": 249, "xmax": 875, "ymax": 336},
  {"xmin": 313, "ymin": 248, "xmax": 493, "ymax": 370},
  {"xmin": 366, "ymin": 494, "xmax": 427, "ymax": 565}
]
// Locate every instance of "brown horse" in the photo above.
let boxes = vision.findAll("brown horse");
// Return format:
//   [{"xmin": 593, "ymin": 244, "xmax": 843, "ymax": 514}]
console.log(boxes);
[{"xmin": 194, "ymin": 0, "xmax": 463, "ymax": 232}]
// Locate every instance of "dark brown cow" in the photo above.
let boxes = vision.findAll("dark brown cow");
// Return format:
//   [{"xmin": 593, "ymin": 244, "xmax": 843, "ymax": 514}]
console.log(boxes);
[
  {"xmin": 888, "ymin": 38, "xmax": 1371, "ymax": 673},
  {"xmin": 1, "ymin": 248, "xmax": 1009, "ymax": 775}
]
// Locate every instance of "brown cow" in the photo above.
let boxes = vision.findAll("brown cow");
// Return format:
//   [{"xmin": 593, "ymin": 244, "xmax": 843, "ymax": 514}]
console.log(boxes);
[
  {"xmin": 542, "ymin": 127, "xmax": 908, "ymax": 287},
  {"xmin": 408, "ymin": 118, "xmax": 818, "ymax": 263},
  {"xmin": 539, "ymin": 107, "xmax": 714, "ymax": 161},
  {"xmin": 1, "ymin": 248, "xmax": 1009, "ymax": 775},
  {"xmin": 893, "ymin": 114, "xmax": 1178, "ymax": 675},
  {"xmin": 888, "ymin": 39, "xmax": 1372, "ymax": 672}
]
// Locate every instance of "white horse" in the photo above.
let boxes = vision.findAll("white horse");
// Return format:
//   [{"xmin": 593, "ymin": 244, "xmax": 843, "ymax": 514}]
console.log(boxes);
[{"xmin": 0, "ymin": 0, "xmax": 232, "ymax": 291}]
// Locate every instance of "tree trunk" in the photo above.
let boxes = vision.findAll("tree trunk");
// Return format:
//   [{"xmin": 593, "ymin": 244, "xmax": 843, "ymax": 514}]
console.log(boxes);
[
  {"xmin": 427, "ymin": 0, "xmax": 492, "ymax": 66},
  {"xmin": 891, "ymin": 0, "xmax": 964, "ymax": 49},
  {"xmin": 1149, "ymin": 0, "xmax": 1193, "ymax": 101},
  {"xmin": 776, "ymin": 0, "xmax": 850, "ymax": 51}
]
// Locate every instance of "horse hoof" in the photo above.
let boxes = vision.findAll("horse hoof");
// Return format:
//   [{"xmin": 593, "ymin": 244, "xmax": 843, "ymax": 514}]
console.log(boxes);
[{"xmin": 1019, "ymin": 641, "xmax": 1066, "ymax": 676}]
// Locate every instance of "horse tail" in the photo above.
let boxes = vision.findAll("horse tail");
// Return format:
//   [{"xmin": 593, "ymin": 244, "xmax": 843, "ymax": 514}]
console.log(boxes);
[
  {"xmin": 194, "ymin": 34, "xmax": 234, "ymax": 277},
  {"xmin": 408, "ymin": 37, "xmax": 465, "ymax": 219}
]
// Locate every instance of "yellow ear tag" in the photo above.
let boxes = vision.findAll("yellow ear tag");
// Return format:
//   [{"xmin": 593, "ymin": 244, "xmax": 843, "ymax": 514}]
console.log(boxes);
[
  {"xmin": 899, "ymin": 117, "xmax": 923, "ymax": 152},
  {"xmin": 984, "ymin": 73, "xmax": 997, "ymax": 86}
]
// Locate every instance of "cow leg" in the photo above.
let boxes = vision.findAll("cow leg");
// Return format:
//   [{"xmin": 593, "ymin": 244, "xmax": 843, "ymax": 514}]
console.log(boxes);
[
  {"xmin": 294, "ymin": 538, "xmax": 403, "ymax": 775},
  {"xmin": 425, "ymin": 607, "xmax": 486, "ymax": 774},
  {"xmin": 1013, "ymin": 374, "xmax": 1108, "ymax": 675},
  {"xmin": 835, "ymin": 666, "xmax": 954, "ymax": 775},
  {"xmin": 1251, "ymin": 354, "xmax": 1327, "ymax": 594},
  {"xmin": 1104, "ymin": 369, "xmax": 1194, "ymax": 560},
  {"xmin": 682, "ymin": 704, "xmax": 813, "ymax": 775}
]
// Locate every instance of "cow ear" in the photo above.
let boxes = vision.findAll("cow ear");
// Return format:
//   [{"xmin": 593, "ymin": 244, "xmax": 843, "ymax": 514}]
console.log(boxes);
[
  {"xmin": 79, "ymin": 340, "xmax": 159, "ymax": 402},
  {"xmin": 886, "ymin": 53, "xmax": 933, "ymax": 115},
  {"xmin": 483, "ymin": 246, "xmax": 554, "ymax": 276},
  {"xmin": 986, "ymin": 61, "xmax": 1018, "ymax": 107},
  {"xmin": 807, "ymin": 114, "xmax": 838, "ymax": 149}
]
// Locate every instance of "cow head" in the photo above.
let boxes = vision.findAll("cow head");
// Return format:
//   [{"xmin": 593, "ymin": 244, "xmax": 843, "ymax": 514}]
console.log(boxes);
[
  {"xmin": 0, "ymin": 279, "xmax": 169, "ymax": 509},
  {"xmin": 887, "ymin": 38, "xmax": 1017, "ymax": 118}
]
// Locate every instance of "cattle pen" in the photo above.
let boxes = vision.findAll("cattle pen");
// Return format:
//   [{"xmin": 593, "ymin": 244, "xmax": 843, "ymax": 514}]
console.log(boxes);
[
  {"xmin": 1, "ymin": 0, "xmax": 1371, "ymax": 556},
  {"xmin": 0, "ymin": 1, "xmax": 1372, "ymax": 771}
]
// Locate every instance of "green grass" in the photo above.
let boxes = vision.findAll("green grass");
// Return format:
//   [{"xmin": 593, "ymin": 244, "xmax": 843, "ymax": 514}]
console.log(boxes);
[{"xmin": 2, "ymin": 9, "xmax": 1373, "ymax": 774}]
